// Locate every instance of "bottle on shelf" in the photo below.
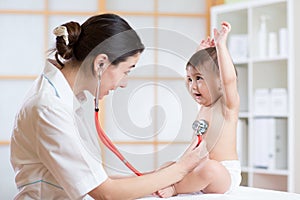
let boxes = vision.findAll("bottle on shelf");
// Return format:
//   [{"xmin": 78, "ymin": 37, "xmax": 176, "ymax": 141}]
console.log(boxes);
[
  {"xmin": 268, "ymin": 32, "xmax": 278, "ymax": 57},
  {"xmin": 279, "ymin": 27, "xmax": 288, "ymax": 57},
  {"xmin": 258, "ymin": 15, "xmax": 269, "ymax": 58}
]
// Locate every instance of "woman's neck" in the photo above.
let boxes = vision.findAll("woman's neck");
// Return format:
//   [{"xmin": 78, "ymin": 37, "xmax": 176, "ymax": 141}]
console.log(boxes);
[{"xmin": 60, "ymin": 60, "xmax": 80, "ymax": 89}]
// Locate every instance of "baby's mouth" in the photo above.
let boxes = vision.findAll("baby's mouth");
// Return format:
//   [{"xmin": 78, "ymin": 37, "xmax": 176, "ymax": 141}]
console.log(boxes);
[{"xmin": 194, "ymin": 93, "xmax": 201, "ymax": 98}]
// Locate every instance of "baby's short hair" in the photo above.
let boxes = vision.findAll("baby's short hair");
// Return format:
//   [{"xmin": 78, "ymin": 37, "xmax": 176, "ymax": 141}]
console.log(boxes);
[{"xmin": 186, "ymin": 47, "xmax": 237, "ymax": 77}]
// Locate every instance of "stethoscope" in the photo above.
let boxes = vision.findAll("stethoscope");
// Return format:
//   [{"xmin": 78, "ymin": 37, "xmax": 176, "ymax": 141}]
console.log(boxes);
[
  {"xmin": 94, "ymin": 74, "xmax": 143, "ymax": 176},
  {"xmin": 93, "ymin": 73, "xmax": 208, "ymax": 176},
  {"xmin": 192, "ymin": 119, "xmax": 209, "ymax": 147}
]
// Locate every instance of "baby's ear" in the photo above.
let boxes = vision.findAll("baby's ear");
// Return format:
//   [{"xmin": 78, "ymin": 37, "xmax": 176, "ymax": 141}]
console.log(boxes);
[{"xmin": 218, "ymin": 80, "xmax": 222, "ymax": 91}]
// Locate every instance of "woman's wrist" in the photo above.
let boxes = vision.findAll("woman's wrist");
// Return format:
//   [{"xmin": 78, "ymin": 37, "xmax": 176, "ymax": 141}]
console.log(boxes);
[{"xmin": 173, "ymin": 160, "xmax": 190, "ymax": 178}]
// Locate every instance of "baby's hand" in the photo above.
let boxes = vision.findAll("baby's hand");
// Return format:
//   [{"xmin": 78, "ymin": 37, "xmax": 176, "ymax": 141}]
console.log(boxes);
[
  {"xmin": 213, "ymin": 21, "xmax": 231, "ymax": 47},
  {"xmin": 196, "ymin": 36, "xmax": 215, "ymax": 51}
]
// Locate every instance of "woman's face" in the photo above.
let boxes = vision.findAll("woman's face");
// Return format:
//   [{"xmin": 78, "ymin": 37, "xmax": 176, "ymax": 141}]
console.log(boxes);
[
  {"xmin": 99, "ymin": 53, "xmax": 141, "ymax": 99},
  {"xmin": 186, "ymin": 65, "xmax": 221, "ymax": 106}
]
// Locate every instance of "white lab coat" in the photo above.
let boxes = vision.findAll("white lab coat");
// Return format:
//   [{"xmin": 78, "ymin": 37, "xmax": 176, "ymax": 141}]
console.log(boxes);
[{"xmin": 10, "ymin": 61, "xmax": 107, "ymax": 199}]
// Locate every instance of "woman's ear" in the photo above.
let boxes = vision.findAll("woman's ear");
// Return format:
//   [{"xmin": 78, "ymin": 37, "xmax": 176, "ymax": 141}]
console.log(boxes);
[{"xmin": 93, "ymin": 54, "xmax": 109, "ymax": 77}]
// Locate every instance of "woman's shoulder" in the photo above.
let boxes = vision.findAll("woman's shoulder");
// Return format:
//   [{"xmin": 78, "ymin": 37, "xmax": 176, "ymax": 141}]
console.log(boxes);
[{"xmin": 20, "ymin": 89, "xmax": 70, "ymax": 117}]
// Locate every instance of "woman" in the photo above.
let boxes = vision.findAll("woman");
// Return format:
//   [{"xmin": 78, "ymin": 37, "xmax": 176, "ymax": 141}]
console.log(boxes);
[{"xmin": 10, "ymin": 13, "xmax": 206, "ymax": 200}]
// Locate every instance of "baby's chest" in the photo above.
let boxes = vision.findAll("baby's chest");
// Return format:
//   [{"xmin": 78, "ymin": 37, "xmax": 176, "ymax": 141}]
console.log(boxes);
[{"xmin": 197, "ymin": 109, "xmax": 225, "ymax": 135}]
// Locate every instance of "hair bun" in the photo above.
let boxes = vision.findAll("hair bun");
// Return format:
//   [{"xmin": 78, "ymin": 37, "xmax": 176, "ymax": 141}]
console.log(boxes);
[{"xmin": 55, "ymin": 21, "xmax": 81, "ymax": 62}]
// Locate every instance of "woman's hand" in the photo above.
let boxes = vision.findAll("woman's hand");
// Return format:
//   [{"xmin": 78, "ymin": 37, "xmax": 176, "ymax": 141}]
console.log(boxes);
[{"xmin": 176, "ymin": 138, "xmax": 208, "ymax": 174}]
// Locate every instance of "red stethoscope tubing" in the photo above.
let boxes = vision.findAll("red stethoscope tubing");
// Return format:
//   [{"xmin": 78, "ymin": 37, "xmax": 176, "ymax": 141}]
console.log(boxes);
[
  {"xmin": 95, "ymin": 109, "xmax": 202, "ymax": 176},
  {"xmin": 196, "ymin": 135, "xmax": 202, "ymax": 147},
  {"xmin": 95, "ymin": 111, "xmax": 143, "ymax": 176}
]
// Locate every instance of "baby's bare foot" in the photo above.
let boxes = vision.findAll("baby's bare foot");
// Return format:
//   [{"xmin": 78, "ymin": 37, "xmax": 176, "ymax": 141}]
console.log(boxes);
[{"xmin": 157, "ymin": 185, "xmax": 177, "ymax": 198}]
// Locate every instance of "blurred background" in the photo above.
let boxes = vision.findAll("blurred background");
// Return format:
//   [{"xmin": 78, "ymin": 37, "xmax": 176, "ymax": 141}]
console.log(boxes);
[{"xmin": 1, "ymin": 0, "xmax": 300, "ymax": 199}]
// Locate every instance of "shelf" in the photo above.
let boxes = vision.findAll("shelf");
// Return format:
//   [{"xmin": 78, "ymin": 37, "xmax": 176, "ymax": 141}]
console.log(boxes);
[
  {"xmin": 253, "ymin": 114, "xmax": 288, "ymax": 118},
  {"xmin": 242, "ymin": 167, "xmax": 289, "ymax": 176},
  {"xmin": 253, "ymin": 168, "xmax": 289, "ymax": 176},
  {"xmin": 241, "ymin": 166, "xmax": 250, "ymax": 172},
  {"xmin": 239, "ymin": 112, "xmax": 249, "ymax": 118},
  {"xmin": 241, "ymin": 166, "xmax": 289, "ymax": 176},
  {"xmin": 240, "ymin": 166, "xmax": 289, "ymax": 176},
  {"xmin": 233, "ymin": 59, "xmax": 249, "ymax": 65},
  {"xmin": 211, "ymin": 0, "xmax": 287, "ymax": 16},
  {"xmin": 251, "ymin": 56, "xmax": 288, "ymax": 63}
]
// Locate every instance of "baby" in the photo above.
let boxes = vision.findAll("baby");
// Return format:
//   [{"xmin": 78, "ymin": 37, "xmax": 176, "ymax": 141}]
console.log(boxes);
[{"xmin": 157, "ymin": 21, "xmax": 241, "ymax": 197}]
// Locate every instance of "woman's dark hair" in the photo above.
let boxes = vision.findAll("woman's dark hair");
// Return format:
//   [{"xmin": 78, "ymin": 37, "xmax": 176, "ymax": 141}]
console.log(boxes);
[{"xmin": 54, "ymin": 13, "xmax": 145, "ymax": 67}]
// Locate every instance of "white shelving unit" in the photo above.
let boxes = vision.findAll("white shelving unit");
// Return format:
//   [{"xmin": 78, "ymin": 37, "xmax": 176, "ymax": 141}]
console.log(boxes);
[{"xmin": 211, "ymin": 0, "xmax": 299, "ymax": 192}]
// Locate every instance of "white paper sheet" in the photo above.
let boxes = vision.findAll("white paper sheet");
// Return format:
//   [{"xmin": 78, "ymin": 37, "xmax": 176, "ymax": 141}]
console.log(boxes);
[{"xmin": 138, "ymin": 186, "xmax": 300, "ymax": 200}]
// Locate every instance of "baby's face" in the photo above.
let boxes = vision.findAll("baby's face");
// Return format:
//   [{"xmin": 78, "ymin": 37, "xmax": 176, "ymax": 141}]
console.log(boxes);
[{"xmin": 186, "ymin": 66, "xmax": 221, "ymax": 106}]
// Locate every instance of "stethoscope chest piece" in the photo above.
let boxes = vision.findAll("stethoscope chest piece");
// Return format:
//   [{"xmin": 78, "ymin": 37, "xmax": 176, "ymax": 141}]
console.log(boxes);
[{"xmin": 192, "ymin": 119, "xmax": 209, "ymax": 136}]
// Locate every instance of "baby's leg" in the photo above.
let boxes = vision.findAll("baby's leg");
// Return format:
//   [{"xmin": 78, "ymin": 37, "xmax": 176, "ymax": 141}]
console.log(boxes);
[{"xmin": 174, "ymin": 159, "xmax": 231, "ymax": 195}]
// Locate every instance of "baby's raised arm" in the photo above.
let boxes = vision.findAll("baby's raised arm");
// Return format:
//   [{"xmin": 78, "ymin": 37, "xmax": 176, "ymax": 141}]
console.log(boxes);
[
  {"xmin": 196, "ymin": 36, "xmax": 215, "ymax": 51},
  {"xmin": 214, "ymin": 22, "xmax": 239, "ymax": 111}
]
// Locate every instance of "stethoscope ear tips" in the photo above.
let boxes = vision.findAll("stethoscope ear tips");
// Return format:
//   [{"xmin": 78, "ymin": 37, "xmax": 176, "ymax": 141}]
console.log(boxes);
[{"xmin": 192, "ymin": 119, "xmax": 209, "ymax": 135}]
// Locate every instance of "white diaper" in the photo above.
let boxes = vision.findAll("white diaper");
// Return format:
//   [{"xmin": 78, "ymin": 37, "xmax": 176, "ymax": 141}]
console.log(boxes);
[{"xmin": 220, "ymin": 160, "xmax": 242, "ymax": 193}]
